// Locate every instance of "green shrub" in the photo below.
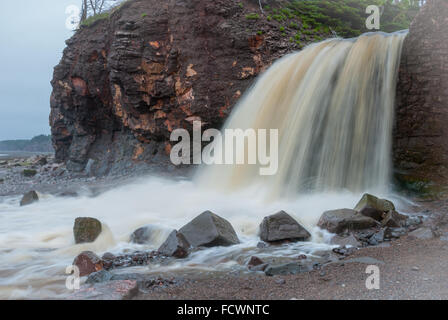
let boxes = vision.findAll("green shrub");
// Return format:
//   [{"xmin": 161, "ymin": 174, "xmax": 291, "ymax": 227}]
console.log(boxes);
[{"xmin": 246, "ymin": 13, "xmax": 260, "ymax": 20}]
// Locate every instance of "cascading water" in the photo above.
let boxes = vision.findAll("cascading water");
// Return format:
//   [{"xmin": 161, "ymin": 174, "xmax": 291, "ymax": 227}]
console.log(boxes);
[
  {"xmin": 196, "ymin": 32, "xmax": 406, "ymax": 198},
  {"xmin": 0, "ymin": 31, "xmax": 409, "ymax": 299}
]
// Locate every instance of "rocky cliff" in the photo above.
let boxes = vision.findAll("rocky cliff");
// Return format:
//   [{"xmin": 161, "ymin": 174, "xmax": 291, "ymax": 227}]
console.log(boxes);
[
  {"xmin": 50, "ymin": 0, "xmax": 303, "ymax": 175},
  {"xmin": 394, "ymin": 0, "xmax": 448, "ymax": 197},
  {"xmin": 51, "ymin": 0, "xmax": 447, "ymax": 194}
]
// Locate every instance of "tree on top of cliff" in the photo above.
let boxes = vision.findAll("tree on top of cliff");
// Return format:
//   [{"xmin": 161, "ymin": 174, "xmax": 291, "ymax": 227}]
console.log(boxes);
[{"xmin": 80, "ymin": 0, "xmax": 125, "ymax": 25}]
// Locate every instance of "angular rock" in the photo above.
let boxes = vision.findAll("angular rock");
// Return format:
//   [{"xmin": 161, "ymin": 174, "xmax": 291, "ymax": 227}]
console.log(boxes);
[
  {"xmin": 384, "ymin": 227, "xmax": 407, "ymax": 240},
  {"xmin": 73, "ymin": 217, "xmax": 102, "ymax": 244},
  {"xmin": 73, "ymin": 251, "xmax": 103, "ymax": 277},
  {"xmin": 265, "ymin": 263, "xmax": 313, "ymax": 276},
  {"xmin": 368, "ymin": 229, "xmax": 385, "ymax": 245},
  {"xmin": 68, "ymin": 280, "xmax": 138, "ymax": 300},
  {"xmin": 129, "ymin": 225, "xmax": 153, "ymax": 244},
  {"xmin": 330, "ymin": 234, "xmax": 361, "ymax": 248},
  {"xmin": 354, "ymin": 193, "xmax": 395, "ymax": 213},
  {"xmin": 86, "ymin": 269, "xmax": 113, "ymax": 284},
  {"xmin": 408, "ymin": 227, "xmax": 434, "ymax": 240},
  {"xmin": 358, "ymin": 207, "xmax": 384, "ymax": 222},
  {"xmin": 259, "ymin": 211, "xmax": 311, "ymax": 242},
  {"xmin": 158, "ymin": 230, "xmax": 190, "ymax": 258},
  {"xmin": 317, "ymin": 209, "xmax": 378, "ymax": 235},
  {"xmin": 381, "ymin": 210, "xmax": 407, "ymax": 228},
  {"xmin": 20, "ymin": 191, "xmax": 39, "ymax": 206},
  {"xmin": 179, "ymin": 211, "xmax": 240, "ymax": 247},
  {"xmin": 248, "ymin": 256, "xmax": 264, "ymax": 268}
]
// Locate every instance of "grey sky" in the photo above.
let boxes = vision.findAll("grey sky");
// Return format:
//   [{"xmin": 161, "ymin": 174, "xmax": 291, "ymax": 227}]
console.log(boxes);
[{"xmin": 0, "ymin": 0, "xmax": 82, "ymax": 140}]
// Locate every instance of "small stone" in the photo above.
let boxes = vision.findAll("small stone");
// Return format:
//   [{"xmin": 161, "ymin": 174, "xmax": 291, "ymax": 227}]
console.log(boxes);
[
  {"xmin": 257, "ymin": 241, "xmax": 268, "ymax": 249},
  {"xmin": 86, "ymin": 269, "xmax": 113, "ymax": 284},
  {"xmin": 275, "ymin": 278, "xmax": 286, "ymax": 285},
  {"xmin": 20, "ymin": 191, "xmax": 39, "ymax": 206},
  {"xmin": 408, "ymin": 227, "xmax": 433, "ymax": 240},
  {"xmin": 73, "ymin": 251, "xmax": 103, "ymax": 277},
  {"xmin": 248, "ymin": 256, "xmax": 264, "ymax": 268}
]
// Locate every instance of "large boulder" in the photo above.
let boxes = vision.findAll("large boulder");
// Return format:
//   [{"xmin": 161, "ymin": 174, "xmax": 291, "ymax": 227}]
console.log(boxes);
[
  {"xmin": 259, "ymin": 211, "xmax": 311, "ymax": 242},
  {"xmin": 158, "ymin": 230, "xmax": 190, "ymax": 258},
  {"xmin": 20, "ymin": 191, "xmax": 39, "ymax": 206},
  {"xmin": 317, "ymin": 209, "xmax": 379, "ymax": 235},
  {"xmin": 73, "ymin": 217, "xmax": 102, "ymax": 244},
  {"xmin": 179, "ymin": 211, "xmax": 240, "ymax": 247},
  {"xmin": 73, "ymin": 251, "xmax": 104, "ymax": 277},
  {"xmin": 354, "ymin": 193, "xmax": 395, "ymax": 221}
]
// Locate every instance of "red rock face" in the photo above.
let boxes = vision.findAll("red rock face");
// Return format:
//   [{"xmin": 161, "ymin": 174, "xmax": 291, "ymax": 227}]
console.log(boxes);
[
  {"xmin": 50, "ymin": 0, "xmax": 295, "ymax": 174},
  {"xmin": 394, "ymin": 0, "xmax": 448, "ymax": 194}
]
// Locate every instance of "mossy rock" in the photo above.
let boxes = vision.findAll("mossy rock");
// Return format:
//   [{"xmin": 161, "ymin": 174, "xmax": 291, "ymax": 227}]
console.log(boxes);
[
  {"xmin": 354, "ymin": 194, "xmax": 395, "ymax": 213},
  {"xmin": 22, "ymin": 169, "xmax": 37, "ymax": 177},
  {"xmin": 73, "ymin": 217, "xmax": 102, "ymax": 244},
  {"xmin": 394, "ymin": 173, "xmax": 448, "ymax": 200}
]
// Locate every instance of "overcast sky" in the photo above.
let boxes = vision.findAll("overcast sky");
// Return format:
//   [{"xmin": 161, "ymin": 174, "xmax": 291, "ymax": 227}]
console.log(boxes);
[{"xmin": 0, "ymin": 0, "xmax": 82, "ymax": 140}]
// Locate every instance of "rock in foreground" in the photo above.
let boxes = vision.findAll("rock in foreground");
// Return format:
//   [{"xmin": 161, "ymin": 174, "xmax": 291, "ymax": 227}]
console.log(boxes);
[
  {"xmin": 20, "ymin": 190, "xmax": 39, "ymax": 206},
  {"xmin": 158, "ymin": 230, "xmax": 190, "ymax": 258},
  {"xmin": 259, "ymin": 211, "xmax": 311, "ymax": 242},
  {"xmin": 179, "ymin": 211, "xmax": 240, "ymax": 247},
  {"xmin": 73, "ymin": 251, "xmax": 103, "ymax": 277},
  {"xmin": 318, "ymin": 209, "xmax": 378, "ymax": 235},
  {"xmin": 354, "ymin": 193, "xmax": 395, "ymax": 219},
  {"xmin": 73, "ymin": 217, "xmax": 102, "ymax": 244},
  {"xmin": 69, "ymin": 280, "xmax": 138, "ymax": 300}
]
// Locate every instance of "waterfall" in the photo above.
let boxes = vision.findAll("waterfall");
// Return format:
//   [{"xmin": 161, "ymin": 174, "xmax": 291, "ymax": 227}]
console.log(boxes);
[{"xmin": 196, "ymin": 32, "xmax": 407, "ymax": 198}]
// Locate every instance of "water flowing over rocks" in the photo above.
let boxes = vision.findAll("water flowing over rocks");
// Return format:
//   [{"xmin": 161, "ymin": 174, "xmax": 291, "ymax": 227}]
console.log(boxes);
[
  {"xmin": 129, "ymin": 225, "xmax": 153, "ymax": 244},
  {"xmin": 19, "ymin": 190, "xmax": 39, "ymax": 206},
  {"xmin": 179, "ymin": 211, "xmax": 240, "ymax": 247},
  {"xmin": 73, "ymin": 217, "xmax": 102, "ymax": 244},
  {"xmin": 259, "ymin": 211, "xmax": 311, "ymax": 243}
]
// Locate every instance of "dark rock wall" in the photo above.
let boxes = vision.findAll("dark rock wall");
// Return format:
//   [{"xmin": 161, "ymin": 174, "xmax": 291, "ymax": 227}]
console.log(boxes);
[
  {"xmin": 50, "ymin": 0, "xmax": 295, "ymax": 175},
  {"xmin": 394, "ymin": 0, "xmax": 448, "ymax": 194}
]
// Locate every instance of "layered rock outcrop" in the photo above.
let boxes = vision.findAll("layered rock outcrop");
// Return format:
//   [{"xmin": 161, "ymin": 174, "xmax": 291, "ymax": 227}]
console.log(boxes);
[
  {"xmin": 394, "ymin": 0, "xmax": 448, "ymax": 196},
  {"xmin": 50, "ymin": 0, "xmax": 295, "ymax": 175}
]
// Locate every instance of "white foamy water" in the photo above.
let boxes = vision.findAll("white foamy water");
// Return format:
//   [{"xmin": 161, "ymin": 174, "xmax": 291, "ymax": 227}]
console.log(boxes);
[
  {"xmin": 0, "ymin": 31, "xmax": 410, "ymax": 299},
  {"xmin": 0, "ymin": 176, "xmax": 412, "ymax": 299}
]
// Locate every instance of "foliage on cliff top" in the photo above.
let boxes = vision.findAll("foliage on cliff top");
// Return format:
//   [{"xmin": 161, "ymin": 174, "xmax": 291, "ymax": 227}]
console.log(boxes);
[{"xmin": 266, "ymin": 0, "xmax": 420, "ymax": 38}]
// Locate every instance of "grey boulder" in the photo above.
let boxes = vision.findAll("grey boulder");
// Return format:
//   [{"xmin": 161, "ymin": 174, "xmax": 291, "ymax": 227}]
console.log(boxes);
[
  {"xmin": 158, "ymin": 230, "xmax": 190, "ymax": 258},
  {"xmin": 20, "ymin": 191, "xmax": 39, "ymax": 206},
  {"xmin": 317, "ymin": 209, "xmax": 378, "ymax": 235},
  {"xmin": 259, "ymin": 211, "xmax": 311, "ymax": 242},
  {"xmin": 179, "ymin": 211, "xmax": 240, "ymax": 247}
]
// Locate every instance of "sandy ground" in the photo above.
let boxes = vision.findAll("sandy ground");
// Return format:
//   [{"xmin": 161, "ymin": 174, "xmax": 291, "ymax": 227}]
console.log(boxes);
[{"xmin": 136, "ymin": 232, "xmax": 448, "ymax": 300}]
